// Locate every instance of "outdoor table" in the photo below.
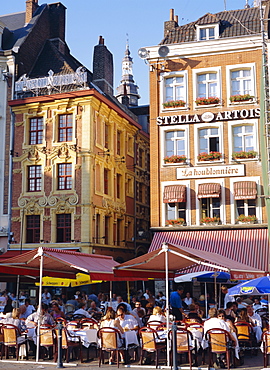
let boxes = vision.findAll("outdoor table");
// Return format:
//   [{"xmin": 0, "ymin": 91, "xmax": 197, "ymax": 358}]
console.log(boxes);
[
  {"xmin": 68, "ymin": 328, "xmax": 98, "ymax": 348},
  {"xmin": 122, "ymin": 329, "xmax": 139, "ymax": 349},
  {"xmin": 253, "ymin": 326, "xmax": 263, "ymax": 342}
]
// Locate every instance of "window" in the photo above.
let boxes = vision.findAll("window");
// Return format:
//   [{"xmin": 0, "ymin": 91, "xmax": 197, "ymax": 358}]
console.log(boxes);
[
  {"xmin": 26, "ymin": 215, "xmax": 40, "ymax": 243},
  {"xmin": 166, "ymin": 202, "xmax": 186, "ymax": 222},
  {"xmin": 199, "ymin": 27, "xmax": 215, "ymax": 40},
  {"xmin": 56, "ymin": 214, "xmax": 71, "ymax": 242},
  {"xmin": 138, "ymin": 148, "xmax": 144, "ymax": 168},
  {"xmin": 165, "ymin": 130, "xmax": 186, "ymax": 157},
  {"xmin": 164, "ymin": 75, "xmax": 186, "ymax": 102},
  {"xmin": 199, "ymin": 128, "xmax": 220, "ymax": 153},
  {"xmin": 233, "ymin": 125, "xmax": 254, "ymax": 152},
  {"xmin": 117, "ymin": 130, "xmax": 121, "ymax": 155},
  {"xmin": 58, "ymin": 163, "xmax": 72, "ymax": 190},
  {"xmin": 197, "ymin": 73, "xmax": 218, "ymax": 98},
  {"xmin": 105, "ymin": 123, "xmax": 110, "ymax": 149},
  {"xmin": 105, "ymin": 216, "xmax": 110, "ymax": 244},
  {"xmin": 58, "ymin": 114, "xmax": 73, "ymax": 142},
  {"xmin": 236, "ymin": 199, "xmax": 256, "ymax": 218},
  {"xmin": 95, "ymin": 214, "xmax": 100, "ymax": 243},
  {"xmin": 28, "ymin": 165, "xmax": 42, "ymax": 192},
  {"xmin": 201, "ymin": 198, "xmax": 220, "ymax": 218},
  {"xmin": 116, "ymin": 174, "xmax": 121, "ymax": 199},
  {"xmin": 231, "ymin": 69, "xmax": 252, "ymax": 96},
  {"xmin": 104, "ymin": 168, "xmax": 109, "ymax": 195},
  {"xmin": 29, "ymin": 117, "xmax": 43, "ymax": 145}
]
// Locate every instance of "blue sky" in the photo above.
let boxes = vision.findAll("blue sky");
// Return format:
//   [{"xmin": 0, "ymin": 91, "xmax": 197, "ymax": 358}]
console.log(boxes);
[{"xmin": 2, "ymin": 0, "xmax": 251, "ymax": 104}]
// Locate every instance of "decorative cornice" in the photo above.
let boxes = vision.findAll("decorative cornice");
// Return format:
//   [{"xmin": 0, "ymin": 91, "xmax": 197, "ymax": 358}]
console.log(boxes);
[{"xmin": 13, "ymin": 169, "xmax": 22, "ymax": 174}]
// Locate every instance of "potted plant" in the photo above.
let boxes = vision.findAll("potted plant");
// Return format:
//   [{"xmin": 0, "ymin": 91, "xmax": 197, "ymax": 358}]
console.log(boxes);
[
  {"xmin": 230, "ymin": 94, "xmax": 254, "ymax": 103},
  {"xmin": 200, "ymin": 216, "xmax": 220, "ymax": 225},
  {"xmin": 164, "ymin": 155, "xmax": 187, "ymax": 164},
  {"xmin": 236, "ymin": 214, "xmax": 257, "ymax": 224},
  {"xmin": 163, "ymin": 100, "xmax": 186, "ymax": 108},
  {"xmin": 232, "ymin": 150, "xmax": 257, "ymax": 160},
  {"xmin": 165, "ymin": 218, "xmax": 185, "ymax": 226},
  {"xmin": 197, "ymin": 151, "xmax": 222, "ymax": 161},
  {"xmin": 195, "ymin": 97, "xmax": 220, "ymax": 106}
]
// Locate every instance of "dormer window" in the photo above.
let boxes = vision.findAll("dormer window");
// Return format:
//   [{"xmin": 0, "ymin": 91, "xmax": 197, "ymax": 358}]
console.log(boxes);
[{"xmin": 196, "ymin": 24, "xmax": 219, "ymax": 41}]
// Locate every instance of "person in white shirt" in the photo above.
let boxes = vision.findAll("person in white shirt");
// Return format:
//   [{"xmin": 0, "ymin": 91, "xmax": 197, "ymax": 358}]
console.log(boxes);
[
  {"xmin": 41, "ymin": 289, "xmax": 51, "ymax": 305},
  {"xmin": 133, "ymin": 301, "xmax": 146, "ymax": 316},
  {"xmin": 247, "ymin": 305, "xmax": 262, "ymax": 342},
  {"xmin": 148, "ymin": 306, "xmax": 166, "ymax": 324},
  {"xmin": 116, "ymin": 306, "xmax": 138, "ymax": 332},
  {"xmin": 184, "ymin": 292, "xmax": 193, "ymax": 307},
  {"xmin": 111, "ymin": 296, "xmax": 132, "ymax": 313},
  {"xmin": 143, "ymin": 289, "xmax": 150, "ymax": 300},
  {"xmin": 73, "ymin": 302, "xmax": 91, "ymax": 318},
  {"xmin": 253, "ymin": 298, "xmax": 262, "ymax": 312},
  {"xmin": 221, "ymin": 286, "xmax": 235, "ymax": 309}
]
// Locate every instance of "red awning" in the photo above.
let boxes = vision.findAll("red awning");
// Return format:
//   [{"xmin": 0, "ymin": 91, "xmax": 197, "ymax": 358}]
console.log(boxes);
[
  {"xmin": 114, "ymin": 242, "xmax": 265, "ymax": 280},
  {"xmin": 234, "ymin": 181, "xmax": 257, "ymax": 200},
  {"xmin": 0, "ymin": 247, "xmax": 119, "ymax": 280},
  {"xmin": 147, "ymin": 229, "xmax": 269, "ymax": 279},
  {"xmin": 198, "ymin": 183, "xmax": 221, "ymax": 198},
  {"xmin": 163, "ymin": 185, "xmax": 186, "ymax": 203}
]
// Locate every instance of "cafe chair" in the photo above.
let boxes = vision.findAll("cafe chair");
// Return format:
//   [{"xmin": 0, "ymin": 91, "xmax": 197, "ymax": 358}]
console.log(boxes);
[
  {"xmin": 147, "ymin": 321, "xmax": 166, "ymax": 330},
  {"xmin": 37, "ymin": 324, "xmax": 56, "ymax": 360},
  {"xmin": 80, "ymin": 318, "xmax": 99, "ymax": 330},
  {"xmin": 2, "ymin": 324, "xmax": 28, "ymax": 361},
  {"xmin": 71, "ymin": 314, "xmax": 86, "ymax": 322},
  {"xmin": 206, "ymin": 328, "xmax": 235, "ymax": 370},
  {"xmin": 55, "ymin": 317, "xmax": 67, "ymax": 326},
  {"xmin": 97, "ymin": 327, "xmax": 124, "ymax": 368},
  {"xmin": 142, "ymin": 314, "xmax": 150, "ymax": 326},
  {"xmin": 66, "ymin": 320, "xmax": 80, "ymax": 330},
  {"xmin": 0, "ymin": 323, "xmax": 4, "ymax": 360},
  {"xmin": 262, "ymin": 330, "xmax": 270, "ymax": 367},
  {"xmin": 185, "ymin": 322, "xmax": 204, "ymax": 333},
  {"xmin": 139, "ymin": 326, "xmax": 166, "ymax": 369},
  {"xmin": 169, "ymin": 327, "xmax": 194, "ymax": 370},
  {"xmin": 54, "ymin": 326, "xmax": 83, "ymax": 363},
  {"xmin": 234, "ymin": 321, "xmax": 255, "ymax": 354}
]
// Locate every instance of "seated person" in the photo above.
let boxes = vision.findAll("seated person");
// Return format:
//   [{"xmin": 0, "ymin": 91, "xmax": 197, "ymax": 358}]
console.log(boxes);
[
  {"xmin": 1, "ymin": 308, "xmax": 25, "ymax": 331},
  {"xmin": 26, "ymin": 303, "xmax": 55, "ymax": 326},
  {"xmin": 186, "ymin": 303, "xmax": 203, "ymax": 323},
  {"xmin": 148, "ymin": 306, "xmax": 166, "ymax": 324},
  {"xmin": 50, "ymin": 302, "xmax": 65, "ymax": 320},
  {"xmin": 73, "ymin": 302, "xmax": 91, "ymax": 318},
  {"xmin": 88, "ymin": 301, "xmax": 102, "ymax": 316},
  {"xmin": 116, "ymin": 306, "xmax": 139, "ymax": 332}
]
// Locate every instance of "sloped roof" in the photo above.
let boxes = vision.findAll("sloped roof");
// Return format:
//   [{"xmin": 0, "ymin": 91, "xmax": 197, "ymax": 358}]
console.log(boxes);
[
  {"xmin": 161, "ymin": 7, "xmax": 261, "ymax": 44},
  {"xmin": 0, "ymin": 11, "xmax": 25, "ymax": 30}
]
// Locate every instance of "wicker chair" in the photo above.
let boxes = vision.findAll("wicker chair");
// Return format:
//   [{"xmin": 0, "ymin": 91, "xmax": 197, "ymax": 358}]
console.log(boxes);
[
  {"xmin": 262, "ymin": 330, "xmax": 270, "ymax": 367},
  {"xmin": 37, "ymin": 324, "xmax": 56, "ymax": 360},
  {"xmin": 206, "ymin": 328, "xmax": 235, "ymax": 370},
  {"xmin": 54, "ymin": 326, "xmax": 83, "ymax": 363},
  {"xmin": 169, "ymin": 327, "xmax": 194, "ymax": 370},
  {"xmin": 234, "ymin": 321, "xmax": 255, "ymax": 354},
  {"xmin": 97, "ymin": 327, "xmax": 124, "ymax": 368},
  {"xmin": 2, "ymin": 324, "xmax": 28, "ymax": 360},
  {"xmin": 139, "ymin": 326, "xmax": 166, "ymax": 368},
  {"xmin": 147, "ymin": 320, "xmax": 166, "ymax": 330},
  {"xmin": 80, "ymin": 318, "xmax": 99, "ymax": 330}
]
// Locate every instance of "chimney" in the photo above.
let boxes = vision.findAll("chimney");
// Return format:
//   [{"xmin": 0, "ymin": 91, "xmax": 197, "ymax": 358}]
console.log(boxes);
[
  {"xmin": 164, "ymin": 8, "xmax": 179, "ymax": 38},
  {"xmin": 49, "ymin": 3, "xmax": 66, "ymax": 42},
  {"xmin": 93, "ymin": 36, "xmax": 114, "ymax": 96},
  {"xmin": 25, "ymin": 0, "xmax": 38, "ymax": 24}
]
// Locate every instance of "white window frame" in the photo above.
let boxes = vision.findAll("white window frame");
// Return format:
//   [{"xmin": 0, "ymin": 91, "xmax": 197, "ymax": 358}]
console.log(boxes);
[
  {"xmin": 228, "ymin": 120, "xmax": 258, "ymax": 162},
  {"xmin": 193, "ymin": 67, "xmax": 221, "ymax": 107},
  {"xmin": 160, "ymin": 125, "xmax": 189, "ymax": 166},
  {"xmin": 195, "ymin": 122, "xmax": 223, "ymax": 164},
  {"xmin": 196, "ymin": 24, "xmax": 219, "ymax": 41},
  {"xmin": 229, "ymin": 176, "xmax": 261, "ymax": 224},
  {"xmin": 226, "ymin": 63, "xmax": 256, "ymax": 105},
  {"xmin": 160, "ymin": 71, "xmax": 188, "ymax": 112},
  {"xmin": 195, "ymin": 179, "xmax": 225, "ymax": 225},
  {"xmin": 161, "ymin": 181, "xmax": 191, "ymax": 226}
]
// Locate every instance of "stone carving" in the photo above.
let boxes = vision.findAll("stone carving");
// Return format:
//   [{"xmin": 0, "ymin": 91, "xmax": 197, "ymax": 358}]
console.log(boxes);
[
  {"xmin": 38, "ymin": 197, "xmax": 47, "ymax": 207},
  {"xmin": 68, "ymin": 194, "xmax": 78, "ymax": 205},
  {"xmin": 13, "ymin": 169, "xmax": 22, "ymax": 174},
  {"xmin": 48, "ymin": 195, "xmax": 57, "ymax": 206}
]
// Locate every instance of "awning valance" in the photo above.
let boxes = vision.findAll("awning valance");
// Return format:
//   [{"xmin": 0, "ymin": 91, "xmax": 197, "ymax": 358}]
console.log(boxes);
[
  {"xmin": 163, "ymin": 185, "xmax": 186, "ymax": 203},
  {"xmin": 198, "ymin": 183, "xmax": 221, "ymax": 199},
  {"xmin": 234, "ymin": 181, "xmax": 257, "ymax": 200}
]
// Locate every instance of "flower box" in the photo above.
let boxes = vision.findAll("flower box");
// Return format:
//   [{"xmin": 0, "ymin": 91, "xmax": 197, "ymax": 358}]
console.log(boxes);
[
  {"xmin": 232, "ymin": 151, "xmax": 257, "ymax": 160},
  {"xmin": 197, "ymin": 151, "xmax": 222, "ymax": 161},
  {"xmin": 200, "ymin": 216, "xmax": 220, "ymax": 225},
  {"xmin": 230, "ymin": 94, "xmax": 254, "ymax": 103},
  {"xmin": 195, "ymin": 97, "xmax": 220, "ymax": 106},
  {"xmin": 163, "ymin": 100, "xmax": 186, "ymax": 108},
  {"xmin": 164, "ymin": 155, "xmax": 187, "ymax": 164},
  {"xmin": 165, "ymin": 218, "xmax": 185, "ymax": 226},
  {"xmin": 236, "ymin": 214, "xmax": 257, "ymax": 224}
]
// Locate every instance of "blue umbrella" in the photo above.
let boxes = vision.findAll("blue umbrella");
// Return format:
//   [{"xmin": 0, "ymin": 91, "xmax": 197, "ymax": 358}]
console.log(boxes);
[
  {"xmin": 175, "ymin": 270, "xmax": 230, "ymax": 283},
  {"xmin": 228, "ymin": 275, "xmax": 270, "ymax": 296}
]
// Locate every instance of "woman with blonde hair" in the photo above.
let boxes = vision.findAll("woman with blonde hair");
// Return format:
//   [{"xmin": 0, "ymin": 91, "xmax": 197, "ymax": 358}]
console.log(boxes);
[{"xmin": 148, "ymin": 306, "xmax": 166, "ymax": 324}]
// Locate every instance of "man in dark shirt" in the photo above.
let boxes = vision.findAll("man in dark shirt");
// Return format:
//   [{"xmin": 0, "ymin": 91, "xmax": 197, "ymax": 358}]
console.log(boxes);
[{"xmin": 170, "ymin": 285, "xmax": 185, "ymax": 321}]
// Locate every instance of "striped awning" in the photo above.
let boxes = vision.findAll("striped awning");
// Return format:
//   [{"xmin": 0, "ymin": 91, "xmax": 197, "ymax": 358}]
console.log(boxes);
[
  {"xmin": 234, "ymin": 181, "xmax": 257, "ymax": 200},
  {"xmin": 149, "ymin": 228, "xmax": 269, "ymax": 277},
  {"xmin": 197, "ymin": 183, "xmax": 221, "ymax": 199},
  {"xmin": 163, "ymin": 185, "xmax": 186, "ymax": 203}
]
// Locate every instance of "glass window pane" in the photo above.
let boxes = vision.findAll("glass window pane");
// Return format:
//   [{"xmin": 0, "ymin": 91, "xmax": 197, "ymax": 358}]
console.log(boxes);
[
  {"xmin": 209, "ymin": 82, "xmax": 217, "ymax": 96},
  {"xmin": 166, "ymin": 87, "xmax": 173, "ymax": 101},
  {"xmin": 245, "ymin": 125, "xmax": 253, "ymax": 133},
  {"xmin": 167, "ymin": 204, "xmax": 176, "ymax": 220},
  {"xmin": 198, "ymin": 74, "xmax": 206, "ymax": 82},
  {"xmin": 209, "ymin": 28, "xmax": 215, "ymax": 38},
  {"xmin": 176, "ymin": 140, "xmax": 185, "ymax": 155},
  {"xmin": 232, "ymin": 80, "xmax": 240, "ymax": 95},
  {"xmin": 233, "ymin": 126, "xmax": 242, "ymax": 135},
  {"xmin": 231, "ymin": 71, "xmax": 240, "ymax": 79},
  {"xmin": 210, "ymin": 128, "xmax": 219, "ymax": 135},
  {"xmin": 200, "ymin": 137, "xmax": 208, "ymax": 152},
  {"xmin": 234, "ymin": 136, "xmax": 243, "ymax": 151},
  {"xmin": 209, "ymin": 73, "xmax": 217, "ymax": 80},
  {"xmin": 175, "ymin": 85, "xmax": 185, "ymax": 101},
  {"xmin": 245, "ymin": 136, "xmax": 254, "ymax": 151},
  {"xmin": 176, "ymin": 131, "xmax": 185, "ymax": 138},
  {"xmin": 200, "ymin": 29, "xmax": 206, "ymax": 40},
  {"xmin": 176, "ymin": 76, "xmax": 184, "ymax": 84},
  {"xmin": 243, "ymin": 69, "xmax": 251, "ymax": 77},
  {"xmin": 165, "ymin": 77, "xmax": 173, "ymax": 85},
  {"xmin": 243, "ymin": 80, "xmax": 251, "ymax": 94}
]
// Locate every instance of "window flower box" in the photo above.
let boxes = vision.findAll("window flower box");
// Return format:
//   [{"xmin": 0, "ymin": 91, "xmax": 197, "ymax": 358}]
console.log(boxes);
[
  {"xmin": 163, "ymin": 100, "xmax": 186, "ymax": 108},
  {"xmin": 164, "ymin": 155, "xmax": 187, "ymax": 164},
  {"xmin": 236, "ymin": 214, "xmax": 257, "ymax": 224},
  {"xmin": 195, "ymin": 97, "xmax": 220, "ymax": 106},
  {"xmin": 165, "ymin": 218, "xmax": 185, "ymax": 226},
  {"xmin": 197, "ymin": 151, "xmax": 222, "ymax": 161},
  {"xmin": 229, "ymin": 94, "xmax": 254, "ymax": 103},
  {"xmin": 232, "ymin": 151, "xmax": 257, "ymax": 160},
  {"xmin": 200, "ymin": 216, "xmax": 220, "ymax": 225}
]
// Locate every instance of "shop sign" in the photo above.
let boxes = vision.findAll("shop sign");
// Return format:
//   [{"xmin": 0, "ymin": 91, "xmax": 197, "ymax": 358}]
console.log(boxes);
[
  {"xmin": 15, "ymin": 66, "xmax": 87, "ymax": 93},
  {"xmin": 157, "ymin": 108, "xmax": 260, "ymax": 126},
  {"xmin": 177, "ymin": 164, "xmax": 245, "ymax": 179}
]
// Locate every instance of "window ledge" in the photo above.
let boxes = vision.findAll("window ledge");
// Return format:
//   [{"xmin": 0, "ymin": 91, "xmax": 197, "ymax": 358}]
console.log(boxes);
[
  {"xmin": 229, "ymin": 99, "xmax": 257, "ymax": 106},
  {"xmin": 161, "ymin": 106, "xmax": 188, "ymax": 112},
  {"xmin": 195, "ymin": 103, "xmax": 221, "ymax": 109},
  {"xmin": 231, "ymin": 157, "xmax": 258, "ymax": 162},
  {"xmin": 196, "ymin": 159, "xmax": 224, "ymax": 165},
  {"xmin": 163, "ymin": 162, "xmax": 188, "ymax": 167}
]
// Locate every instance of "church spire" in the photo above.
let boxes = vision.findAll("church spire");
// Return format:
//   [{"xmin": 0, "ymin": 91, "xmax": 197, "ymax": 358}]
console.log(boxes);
[{"xmin": 116, "ymin": 37, "xmax": 140, "ymax": 107}]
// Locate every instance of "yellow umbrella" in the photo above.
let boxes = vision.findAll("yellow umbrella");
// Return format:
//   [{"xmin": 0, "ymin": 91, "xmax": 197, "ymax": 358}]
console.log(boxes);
[
  {"xmin": 35, "ymin": 276, "xmax": 70, "ymax": 287},
  {"xmin": 70, "ymin": 273, "xmax": 102, "ymax": 287}
]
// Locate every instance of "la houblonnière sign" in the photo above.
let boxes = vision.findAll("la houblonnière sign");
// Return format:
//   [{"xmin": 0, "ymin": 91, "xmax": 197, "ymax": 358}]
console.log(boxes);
[{"xmin": 157, "ymin": 108, "xmax": 260, "ymax": 125}]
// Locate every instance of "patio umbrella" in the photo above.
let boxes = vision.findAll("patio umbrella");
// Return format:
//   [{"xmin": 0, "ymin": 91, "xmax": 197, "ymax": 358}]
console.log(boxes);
[
  {"xmin": 228, "ymin": 275, "xmax": 270, "ymax": 319},
  {"xmin": 175, "ymin": 270, "xmax": 231, "ymax": 312}
]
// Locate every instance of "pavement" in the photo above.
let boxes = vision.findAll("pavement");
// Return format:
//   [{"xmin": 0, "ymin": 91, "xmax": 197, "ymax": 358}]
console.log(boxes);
[{"xmin": 0, "ymin": 351, "xmax": 266, "ymax": 370}]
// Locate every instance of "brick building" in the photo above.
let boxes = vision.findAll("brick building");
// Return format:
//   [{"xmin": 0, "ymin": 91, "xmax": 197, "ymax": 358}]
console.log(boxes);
[{"xmin": 141, "ymin": 4, "xmax": 269, "ymax": 275}]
